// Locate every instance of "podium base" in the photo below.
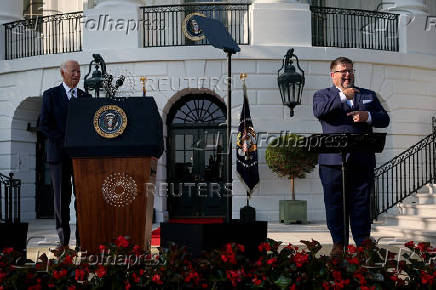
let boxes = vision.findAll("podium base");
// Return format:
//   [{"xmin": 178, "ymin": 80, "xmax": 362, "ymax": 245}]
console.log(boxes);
[{"xmin": 160, "ymin": 220, "xmax": 267, "ymax": 257}]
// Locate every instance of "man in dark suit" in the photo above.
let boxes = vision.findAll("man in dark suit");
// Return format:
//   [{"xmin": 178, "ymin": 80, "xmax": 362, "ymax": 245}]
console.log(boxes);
[
  {"xmin": 39, "ymin": 60, "xmax": 92, "ymax": 250},
  {"xmin": 313, "ymin": 57, "xmax": 390, "ymax": 257}
]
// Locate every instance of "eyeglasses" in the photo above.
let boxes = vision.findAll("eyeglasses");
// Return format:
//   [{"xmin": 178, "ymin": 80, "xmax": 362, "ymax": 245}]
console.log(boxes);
[{"xmin": 334, "ymin": 69, "xmax": 355, "ymax": 75}]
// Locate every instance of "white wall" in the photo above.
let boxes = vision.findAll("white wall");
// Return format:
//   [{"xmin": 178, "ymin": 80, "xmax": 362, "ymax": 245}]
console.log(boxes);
[{"xmin": 0, "ymin": 45, "xmax": 435, "ymax": 222}]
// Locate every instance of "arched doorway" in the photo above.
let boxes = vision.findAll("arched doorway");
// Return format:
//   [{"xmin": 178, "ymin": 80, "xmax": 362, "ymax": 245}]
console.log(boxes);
[{"xmin": 166, "ymin": 94, "xmax": 227, "ymax": 218}]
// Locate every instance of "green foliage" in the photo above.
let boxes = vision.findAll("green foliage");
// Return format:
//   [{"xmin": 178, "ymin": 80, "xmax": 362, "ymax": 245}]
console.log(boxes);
[
  {"xmin": 265, "ymin": 134, "xmax": 318, "ymax": 200},
  {"xmin": 2, "ymin": 238, "xmax": 436, "ymax": 289},
  {"xmin": 265, "ymin": 134, "xmax": 318, "ymax": 180}
]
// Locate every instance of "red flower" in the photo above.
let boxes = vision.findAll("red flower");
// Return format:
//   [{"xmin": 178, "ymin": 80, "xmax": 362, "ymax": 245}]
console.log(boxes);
[
  {"xmin": 53, "ymin": 269, "xmax": 68, "ymax": 279},
  {"xmin": 67, "ymin": 286, "xmax": 76, "ymax": 290},
  {"xmin": 184, "ymin": 271, "xmax": 200, "ymax": 284},
  {"xmin": 225, "ymin": 243, "xmax": 234, "ymax": 254},
  {"xmin": 332, "ymin": 271, "xmax": 342, "ymax": 282},
  {"xmin": 323, "ymin": 281, "xmax": 330, "ymax": 289},
  {"xmin": 421, "ymin": 271, "xmax": 434, "ymax": 285},
  {"xmin": 152, "ymin": 274, "xmax": 163, "ymax": 285},
  {"xmin": 0, "ymin": 271, "xmax": 7, "ymax": 283},
  {"xmin": 252, "ymin": 276, "xmax": 262, "ymax": 286},
  {"xmin": 115, "ymin": 236, "xmax": 129, "ymax": 248},
  {"xmin": 2, "ymin": 248, "xmax": 13, "ymax": 254},
  {"xmin": 132, "ymin": 272, "xmax": 140, "ymax": 283},
  {"xmin": 354, "ymin": 272, "xmax": 366, "ymax": 285},
  {"xmin": 125, "ymin": 282, "xmax": 131, "ymax": 290},
  {"xmin": 347, "ymin": 257, "xmax": 360, "ymax": 265},
  {"xmin": 289, "ymin": 284, "xmax": 296, "ymax": 290},
  {"xmin": 294, "ymin": 252, "xmax": 309, "ymax": 267},
  {"xmin": 132, "ymin": 245, "xmax": 142, "ymax": 256},
  {"xmin": 405, "ymin": 241, "xmax": 415, "ymax": 248},
  {"xmin": 267, "ymin": 258, "xmax": 277, "ymax": 265},
  {"xmin": 99, "ymin": 245, "xmax": 106, "ymax": 253},
  {"xmin": 258, "ymin": 242, "xmax": 271, "ymax": 252},
  {"xmin": 75, "ymin": 269, "xmax": 85, "ymax": 281},
  {"xmin": 237, "ymin": 244, "xmax": 245, "ymax": 253},
  {"xmin": 226, "ymin": 269, "xmax": 245, "ymax": 287},
  {"xmin": 347, "ymin": 245, "xmax": 357, "ymax": 254},
  {"xmin": 95, "ymin": 265, "xmax": 106, "ymax": 278},
  {"xmin": 64, "ymin": 255, "xmax": 73, "ymax": 265},
  {"xmin": 417, "ymin": 242, "xmax": 430, "ymax": 252}
]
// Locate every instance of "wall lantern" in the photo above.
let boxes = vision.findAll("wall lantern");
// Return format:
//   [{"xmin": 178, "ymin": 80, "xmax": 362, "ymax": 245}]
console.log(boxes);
[{"xmin": 277, "ymin": 48, "xmax": 305, "ymax": 117}]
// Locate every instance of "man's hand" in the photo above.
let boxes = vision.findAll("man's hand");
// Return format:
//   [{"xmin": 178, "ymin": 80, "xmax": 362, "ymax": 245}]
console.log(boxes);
[
  {"xmin": 347, "ymin": 111, "xmax": 369, "ymax": 122},
  {"xmin": 342, "ymin": 88, "xmax": 359, "ymax": 100}
]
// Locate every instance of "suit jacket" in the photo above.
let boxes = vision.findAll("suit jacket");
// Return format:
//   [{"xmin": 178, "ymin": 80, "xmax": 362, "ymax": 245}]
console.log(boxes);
[
  {"xmin": 313, "ymin": 86, "xmax": 390, "ymax": 167},
  {"xmin": 39, "ymin": 84, "xmax": 92, "ymax": 163}
]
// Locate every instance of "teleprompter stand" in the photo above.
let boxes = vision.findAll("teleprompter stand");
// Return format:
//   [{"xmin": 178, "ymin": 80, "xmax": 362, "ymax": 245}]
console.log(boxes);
[
  {"xmin": 306, "ymin": 133, "xmax": 386, "ymax": 251},
  {"xmin": 160, "ymin": 16, "xmax": 267, "ymax": 257}
]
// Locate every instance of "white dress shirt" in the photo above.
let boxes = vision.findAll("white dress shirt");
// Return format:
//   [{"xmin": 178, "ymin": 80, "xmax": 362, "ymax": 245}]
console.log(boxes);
[
  {"xmin": 337, "ymin": 87, "xmax": 372, "ymax": 124},
  {"xmin": 62, "ymin": 82, "xmax": 77, "ymax": 100}
]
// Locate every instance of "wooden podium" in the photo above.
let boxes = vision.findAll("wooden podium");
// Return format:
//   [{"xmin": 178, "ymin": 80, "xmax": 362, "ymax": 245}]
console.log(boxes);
[{"xmin": 65, "ymin": 98, "xmax": 163, "ymax": 253}]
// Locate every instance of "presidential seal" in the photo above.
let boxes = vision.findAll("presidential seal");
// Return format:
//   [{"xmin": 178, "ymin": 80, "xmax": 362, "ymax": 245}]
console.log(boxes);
[
  {"xmin": 236, "ymin": 126, "xmax": 257, "ymax": 161},
  {"xmin": 102, "ymin": 172, "xmax": 137, "ymax": 207},
  {"xmin": 183, "ymin": 12, "xmax": 206, "ymax": 41},
  {"xmin": 93, "ymin": 105, "xmax": 127, "ymax": 138}
]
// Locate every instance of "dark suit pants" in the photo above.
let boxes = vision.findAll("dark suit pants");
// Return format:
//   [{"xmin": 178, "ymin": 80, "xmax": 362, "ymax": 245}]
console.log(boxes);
[
  {"xmin": 319, "ymin": 163, "xmax": 373, "ymax": 246},
  {"xmin": 50, "ymin": 159, "xmax": 79, "ymax": 246}
]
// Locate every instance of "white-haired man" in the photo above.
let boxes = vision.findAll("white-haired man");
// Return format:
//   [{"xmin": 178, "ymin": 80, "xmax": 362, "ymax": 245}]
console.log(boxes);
[{"xmin": 39, "ymin": 60, "xmax": 92, "ymax": 250}]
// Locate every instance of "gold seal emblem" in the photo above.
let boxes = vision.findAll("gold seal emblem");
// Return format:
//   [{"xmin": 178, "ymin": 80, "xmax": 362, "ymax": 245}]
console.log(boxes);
[
  {"xmin": 183, "ymin": 12, "xmax": 206, "ymax": 41},
  {"xmin": 93, "ymin": 105, "xmax": 127, "ymax": 138}
]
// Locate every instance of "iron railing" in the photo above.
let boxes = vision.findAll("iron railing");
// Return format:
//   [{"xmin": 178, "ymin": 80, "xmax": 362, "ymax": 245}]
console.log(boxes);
[
  {"xmin": 4, "ymin": 11, "xmax": 83, "ymax": 60},
  {"xmin": 141, "ymin": 3, "xmax": 250, "ymax": 48},
  {"xmin": 371, "ymin": 118, "xmax": 436, "ymax": 219},
  {"xmin": 311, "ymin": 6, "xmax": 399, "ymax": 52},
  {"xmin": 0, "ymin": 173, "xmax": 22, "ymax": 223}
]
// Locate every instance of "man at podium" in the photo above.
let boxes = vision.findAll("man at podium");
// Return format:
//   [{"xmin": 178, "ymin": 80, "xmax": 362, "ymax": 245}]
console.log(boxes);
[
  {"xmin": 313, "ymin": 57, "xmax": 390, "ymax": 257},
  {"xmin": 39, "ymin": 60, "xmax": 92, "ymax": 250}
]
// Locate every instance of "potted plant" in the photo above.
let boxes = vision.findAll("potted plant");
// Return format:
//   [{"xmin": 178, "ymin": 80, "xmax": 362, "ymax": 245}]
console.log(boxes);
[{"xmin": 265, "ymin": 134, "xmax": 317, "ymax": 224}]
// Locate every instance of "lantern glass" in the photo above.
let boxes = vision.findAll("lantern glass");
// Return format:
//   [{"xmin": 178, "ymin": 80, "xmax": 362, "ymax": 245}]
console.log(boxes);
[{"xmin": 277, "ymin": 48, "xmax": 305, "ymax": 117}]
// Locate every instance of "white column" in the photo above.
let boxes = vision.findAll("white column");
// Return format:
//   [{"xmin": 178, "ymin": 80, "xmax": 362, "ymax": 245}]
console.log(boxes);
[
  {"xmin": 381, "ymin": 0, "xmax": 435, "ymax": 55},
  {"xmin": 250, "ymin": 0, "xmax": 311, "ymax": 46},
  {"xmin": 0, "ymin": 0, "xmax": 23, "ymax": 60},
  {"xmin": 83, "ymin": 0, "xmax": 142, "ymax": 50},
  {"xmin": 380, "ymin": 0, "xmax": 428, "ymax": 15}
]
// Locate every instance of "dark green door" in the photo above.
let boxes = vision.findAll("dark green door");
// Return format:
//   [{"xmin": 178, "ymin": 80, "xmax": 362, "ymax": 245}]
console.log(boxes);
[{"xmin": 167, "ymin": 95, "xmax": 227, "ymax": 218}]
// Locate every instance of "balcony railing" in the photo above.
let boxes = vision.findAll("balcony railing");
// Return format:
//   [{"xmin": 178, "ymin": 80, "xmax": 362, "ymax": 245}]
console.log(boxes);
[
  {"xmin": 0, "ymin": 173, "xmax": 22, "ymax": 223},
  {"xmin": 311, "ymin": 6, "xmax": 399, "ymax": 52},
  {"xmin": 4, "ymin": 11, "xmax": 83, "ymax": 60},
  {"xmin": 140, "ymin": 3, "xmax": 250, "ymax": 48}
]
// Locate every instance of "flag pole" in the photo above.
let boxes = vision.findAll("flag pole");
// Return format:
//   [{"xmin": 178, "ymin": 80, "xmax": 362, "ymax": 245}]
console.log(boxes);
[
  {"xmin": 140, "ymin": 76, "xmax": 147, "ymax": 97},
  {"xmin": 226, "ymin": 51, "xmax": 232, "ymax": 223},
  {"xmin": 240, "ymin": 73, "xmax": 250, "ymax": 209}
]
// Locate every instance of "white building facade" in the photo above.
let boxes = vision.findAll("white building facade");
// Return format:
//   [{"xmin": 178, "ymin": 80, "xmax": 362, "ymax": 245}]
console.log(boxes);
[{"xmin": 0, "ymin": 0, "xmax": 435, "ymax": 223}]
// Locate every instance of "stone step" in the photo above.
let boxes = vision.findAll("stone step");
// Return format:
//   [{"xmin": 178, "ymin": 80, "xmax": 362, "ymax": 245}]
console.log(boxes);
[
  {"xmin": 420, "ymin": 184, "xmax": 436, "ymax": 194},
  {"xmin": 416, "ymin": 193, "xmax": 436, "ymax": 205},
  {"xmin": 399, "ymin": 204, "xmax": 436, "ymax": 216},
  {"xmin": 381, "ymin": 214, "xmax": 436, "ymax": 230},
  {"xmin": 371, "ymin": 225, "xmax": 436, "ymax": 245}
]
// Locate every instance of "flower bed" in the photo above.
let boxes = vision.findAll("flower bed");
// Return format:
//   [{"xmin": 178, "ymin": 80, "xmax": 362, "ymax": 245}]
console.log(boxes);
[{"xmin": 1, "ymin": 237, "xmax": 436, "ymax": 289}]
